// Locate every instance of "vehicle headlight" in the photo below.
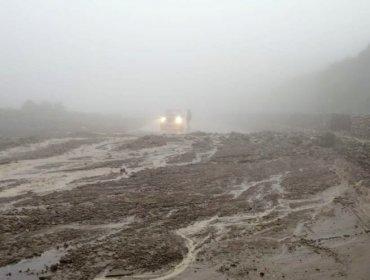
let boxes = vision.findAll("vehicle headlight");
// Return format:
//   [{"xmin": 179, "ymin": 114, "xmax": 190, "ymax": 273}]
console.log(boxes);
[
  {"xmin": 160, "ymin": 117, "xmax": 167, "ymax": 123},
  {"xmin": 175, "ymin": 116, "xmax": 183, "ymax": 124}
]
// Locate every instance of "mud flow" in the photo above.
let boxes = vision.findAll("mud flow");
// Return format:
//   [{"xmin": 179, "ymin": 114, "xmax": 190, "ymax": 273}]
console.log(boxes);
[{"xmin": 0, "ymin": 132, "xmax": 369, "ymax": 280}]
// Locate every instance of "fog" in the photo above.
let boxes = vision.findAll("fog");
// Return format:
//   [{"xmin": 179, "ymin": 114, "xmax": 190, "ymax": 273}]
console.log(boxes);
[
  {"xmin": 2, "ymin": 3, "xmax": 370, "ymax": 276},
  {"xmin": 1, "ymin": 0, "xmax": 370, "ymax": 131}
]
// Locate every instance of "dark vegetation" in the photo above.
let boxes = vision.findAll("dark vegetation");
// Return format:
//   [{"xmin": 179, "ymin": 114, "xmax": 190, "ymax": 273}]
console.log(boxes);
[{"xmin": 277, "ymin": 45, "xmax": 370, "ymax": 114}]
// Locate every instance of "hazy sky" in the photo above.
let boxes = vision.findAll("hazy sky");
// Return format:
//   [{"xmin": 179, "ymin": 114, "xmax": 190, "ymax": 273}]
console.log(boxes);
[{"xmin": 1, "ymin": 0, "xmax": 370, "ymax": 116}]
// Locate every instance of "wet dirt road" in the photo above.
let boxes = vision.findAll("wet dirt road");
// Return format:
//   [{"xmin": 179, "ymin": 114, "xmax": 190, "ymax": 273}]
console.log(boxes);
[{"xmin": 0, "ymin": 132, "xmax": 369, "ymax": 280}]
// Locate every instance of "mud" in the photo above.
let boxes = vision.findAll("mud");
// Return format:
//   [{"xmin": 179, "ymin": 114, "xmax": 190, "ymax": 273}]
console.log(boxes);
[
  {"xmin": 115, "ymin": 135, "xmax": 168, "ymax": 151},
  {"xmin": 0, "ymin": 137, "xmax": 42, "ymax": 153},
  {"xmin": 0, "ymin": 132, "xmax": 369, "ymax": 280}
]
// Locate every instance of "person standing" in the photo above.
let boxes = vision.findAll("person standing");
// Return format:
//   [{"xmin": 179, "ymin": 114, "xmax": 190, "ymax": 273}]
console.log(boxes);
[{"xmin": 186, "ymin": 109, "xmax": 192, "ymax": 131}]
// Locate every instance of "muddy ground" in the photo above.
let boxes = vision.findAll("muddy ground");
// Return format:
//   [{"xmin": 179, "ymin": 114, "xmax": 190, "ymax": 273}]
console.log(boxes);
[{"xmin": 0, "ymin": 131, "xmax": 369, "ymax": 280}]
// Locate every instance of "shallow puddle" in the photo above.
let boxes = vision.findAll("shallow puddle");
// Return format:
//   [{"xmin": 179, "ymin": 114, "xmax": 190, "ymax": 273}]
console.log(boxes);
[{"xmin": 0, "ymin": 249, "xmax": 65, "ymax": 280}]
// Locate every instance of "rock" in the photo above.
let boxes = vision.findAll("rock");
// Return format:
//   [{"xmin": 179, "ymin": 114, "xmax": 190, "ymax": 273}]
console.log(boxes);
[
  {"xmin": 351, "ymin": 115, "xmax": 370, "ymax": 138},
  {"xmin": 328, "ymin": 114, "xmax": 352, "ymax": 131},
  {"xmin": 50, "ymin": 264, "xmax": 58, "ymax": 272},
  {"xmin": 39, "ymin": 276, "xmax": 52, "ymax": 280},
  {"xmin": 105, "ymin": 269, "xmax": 133, "ymax": 277},
  {"xmin": 120, "ymin": 167, "xmax": 127, "ymax": 174},
  {"xmin": 59, "ymin": 257, "xmax": 72, "ymax": 264},
  {"xmin": 317, "ymin": 132, "xmax": 336, "ymax": 147}
]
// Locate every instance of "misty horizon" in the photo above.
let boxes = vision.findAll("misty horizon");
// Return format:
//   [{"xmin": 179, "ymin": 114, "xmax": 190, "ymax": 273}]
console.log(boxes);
[{"xmin": 1, "ymin": 0, "xmax": 370, "ymax": 118}]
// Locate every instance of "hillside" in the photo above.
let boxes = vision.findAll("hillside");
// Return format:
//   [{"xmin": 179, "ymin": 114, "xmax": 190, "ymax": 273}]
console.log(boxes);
[{"xmin": 277, "ymin": 45, "xmax": 370, "ymax": 114}]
